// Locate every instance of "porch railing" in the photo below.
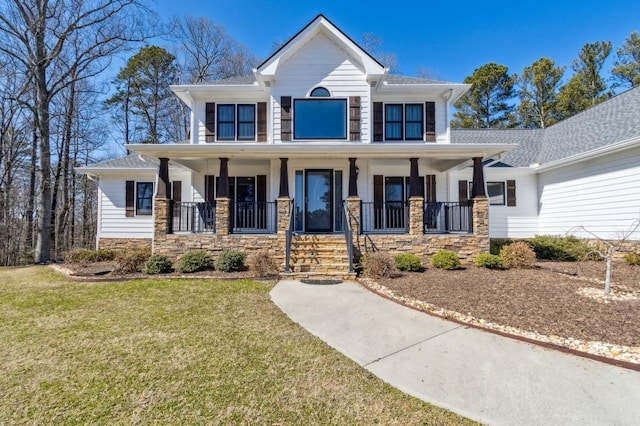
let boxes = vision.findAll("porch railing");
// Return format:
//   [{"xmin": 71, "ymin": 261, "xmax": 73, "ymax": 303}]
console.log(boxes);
[
  {"xmin": 361, "ymin": 201, "xmax": 408, "ymax": 234},
  {"xmin": 231, "ymin": 201, "xmax": 277, "ymax": 234},
  {"xmin": 342, "ymin": 201, "xmax": 354, "ymax": 273},
  {"xmin": 424, "ymin": 201, "xmax": 473, "ymax": 234},
  {"xmin": 172, "ymin": 201, "xmax": 216, "ymax": 233}
]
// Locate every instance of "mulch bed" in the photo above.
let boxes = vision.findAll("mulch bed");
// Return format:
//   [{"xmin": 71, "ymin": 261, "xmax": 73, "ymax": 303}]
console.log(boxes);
[
  {"xmin": 62, "ymin": 261, "xmax": 268, "ymax": 281},
  {"xmin": 374, "ymin": 261, "xmax": 639, "ymax": 347}
]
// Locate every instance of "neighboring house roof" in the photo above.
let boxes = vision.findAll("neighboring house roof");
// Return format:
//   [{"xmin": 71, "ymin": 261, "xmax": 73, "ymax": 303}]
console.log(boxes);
[{"xmin": 452, "ymin": 85, "xmax": 640, "ymax": 168}]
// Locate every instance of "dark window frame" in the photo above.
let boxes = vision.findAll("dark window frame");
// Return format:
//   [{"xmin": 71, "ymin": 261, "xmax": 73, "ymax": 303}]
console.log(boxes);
[
  {"xmin": 404, "ymin": 103, "xmax": 424, "ymax": 140},
  {"xmin": 293, "ymin": 98, "xmax": 348, "ymax": 140},
  {"xmin": 216, "ymin": 103, "xmax": 256, "ymax": 141},
  {"xmin": 384, "ymin": 104, "xmax": 403, "ymax": 140},
  {"xmin": 236, "ymin": 104, "xmax": 256, "ymax": 141},
  {"xmin": 310, "ymin": 87, "xmax": 331, "ymax": 97},
  {"xmin": 136, "ymin": 182, "xmax": 154, "ymax": 215},
  {"xmin": 469, "ymin": 180, "xmax": 506, "ymax": 205}
]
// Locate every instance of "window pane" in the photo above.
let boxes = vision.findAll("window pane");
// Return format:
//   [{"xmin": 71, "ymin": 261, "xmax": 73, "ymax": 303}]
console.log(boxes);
[
  {"xmin": 405, "ymin": 123, "xmax": 423, "ymax": 139},
  {"xmin": 294, "ymin": 99, "xmax": 346, "ymax": 139},
  {"xmin": 295, "ymin": 171, "xmax": 304, "ymax": 231},
  {"xmin": 334, "ymin": 170, "xmax": 343, "ymax": 231},
  {"xmin": 385, "ymin": 177, "xmax": 404, "ymax": 202},
  {"xmin": 237, "ymin": 105, "xmax": 254, "ymax": 122},
  {"xmin": 487, "ymin": 182, "xmax": 505, "ymax": 205},
  {"xmin": 136, "ymin": 182, "xmax": 153, "ymax": 215},
  {"xmin": 310, "ymin": 87, "xmax": 330, "ymax": 97},
  {"xmin": 218, "ymin": 123, "xmax": 235, "ymax": 140},
  {"xmin": 218, "ymin": 105, "xmax": 235, "ymax": 121},
  {"xmin": 217, "ymin": 104, "xmax": 235, "ymax": 140},
  {"xmin": 238, "ymin": 123, "xmax": 255, "ymax": 139},
  {"xmin": 385, "ymin": 105, "xmax": 402, "ymax": 140},
  {"xmin": 405, "ymin": 104, "xmax": 423, "ymax": 140}
]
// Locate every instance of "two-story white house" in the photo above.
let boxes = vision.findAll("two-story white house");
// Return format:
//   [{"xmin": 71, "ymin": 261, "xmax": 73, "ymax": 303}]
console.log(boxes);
[{"xmin": 79, "ymin": 15, "xmax": 640, "ymax": 277}]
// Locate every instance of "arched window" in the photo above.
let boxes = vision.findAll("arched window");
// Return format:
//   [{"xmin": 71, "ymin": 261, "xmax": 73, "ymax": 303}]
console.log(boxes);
[{"xmin": 310, "ymin": 87, "xmax": 331, "ymax": 97}]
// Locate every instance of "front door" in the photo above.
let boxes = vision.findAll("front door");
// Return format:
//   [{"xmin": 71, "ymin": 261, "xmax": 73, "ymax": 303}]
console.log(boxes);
[{"xmin": 305, "ymin": 169, "xmax": 333, "ymax": 233}]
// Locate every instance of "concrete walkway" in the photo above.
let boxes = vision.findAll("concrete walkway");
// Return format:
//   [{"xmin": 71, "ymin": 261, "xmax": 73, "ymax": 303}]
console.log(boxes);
[{"xmin": 270, "ymin": 280, "xmax": 640, "ymax": 425}]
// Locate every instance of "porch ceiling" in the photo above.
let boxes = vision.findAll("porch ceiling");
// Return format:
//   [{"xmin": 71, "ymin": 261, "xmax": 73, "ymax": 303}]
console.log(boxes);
[{"xmin": 128, "ymin": 143, "xmax": 515, "ymax": 171}]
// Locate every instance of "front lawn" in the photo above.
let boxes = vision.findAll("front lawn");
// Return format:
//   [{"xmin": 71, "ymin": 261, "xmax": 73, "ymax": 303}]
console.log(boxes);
[{"xmin": 0, "ymin": 267, "xmax": 468, "ymax": 424}]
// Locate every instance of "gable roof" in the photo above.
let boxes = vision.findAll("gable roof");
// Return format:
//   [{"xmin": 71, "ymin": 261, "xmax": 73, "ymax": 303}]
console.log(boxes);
[
  {"xmin": 452, "ymin": 85, "xmax": 640, "ymax": 168},
  {"xmin": 257, "ymin": 14, "xmax": 385, "ymax": 78}
]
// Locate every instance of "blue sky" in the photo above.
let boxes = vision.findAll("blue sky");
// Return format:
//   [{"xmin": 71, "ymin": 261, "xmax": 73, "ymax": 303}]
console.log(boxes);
[{"xmin": 152, "ymin": 0, "xmax": 640, "ymax": 84}]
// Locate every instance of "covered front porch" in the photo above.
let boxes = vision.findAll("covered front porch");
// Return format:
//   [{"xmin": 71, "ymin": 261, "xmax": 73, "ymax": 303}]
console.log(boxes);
[{"xmin": 131, "ymin": 142, "xmax": 510, "ymax": 271}]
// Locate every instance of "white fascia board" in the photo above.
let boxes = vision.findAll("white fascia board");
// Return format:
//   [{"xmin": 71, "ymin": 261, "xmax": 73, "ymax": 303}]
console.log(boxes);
[
  {"xmin": 127, "ymin": 142, "xmax": 516, "ymax": 160},
  {"xmin": 171, "ymin": 83, "xmax": 265, "ymax": 106},
  {"xmin": 376, "ymin": 82, "xmax": 470, "ymax": 100},
  {"xmin": 258, "ymin": 16, "xmax": 384, "ymax": 78},
  {"xmin": 535, "ymin": 136, "xmax": 640, "ymax": 173}
]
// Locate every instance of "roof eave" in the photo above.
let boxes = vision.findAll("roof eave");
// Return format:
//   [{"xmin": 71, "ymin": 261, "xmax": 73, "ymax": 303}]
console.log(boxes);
[{"xmin": 535, "ymin": 136, "xmax": 640, "ymax": 173}]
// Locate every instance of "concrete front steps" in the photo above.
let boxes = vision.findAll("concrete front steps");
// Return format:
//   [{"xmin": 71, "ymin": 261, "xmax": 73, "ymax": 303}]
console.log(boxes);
[{"xmin": 281, "ymin": 234, "xmax": 356, "ymax": 281}]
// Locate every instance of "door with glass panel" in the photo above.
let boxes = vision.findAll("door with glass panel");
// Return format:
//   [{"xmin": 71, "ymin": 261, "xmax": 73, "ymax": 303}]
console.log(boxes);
[{"xmin": 294, "ymin": 169, "xmax": 343, "ymax": 233}]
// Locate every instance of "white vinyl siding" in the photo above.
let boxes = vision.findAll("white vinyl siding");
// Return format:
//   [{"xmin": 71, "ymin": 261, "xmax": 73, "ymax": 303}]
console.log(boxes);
[
  {"xmin": 271, "ymin": 33, "xmax": 370, "ymax": 143},
  {"xmin": 537, "ymin": 146, "xmax": 640, "ymax": 240},
  {"xmin": 450, "ymin": 168, "xmax": 539, "ymax": 238},
  {"xmin": 98, "ymin": 175, "xmax": 155, "ymax": 239}
]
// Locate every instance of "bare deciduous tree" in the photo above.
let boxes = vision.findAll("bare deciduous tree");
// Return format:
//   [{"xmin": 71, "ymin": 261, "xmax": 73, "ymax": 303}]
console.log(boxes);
[{"xmin": 0, "ymin": 0, "xmax": 153, "ymax": 262}]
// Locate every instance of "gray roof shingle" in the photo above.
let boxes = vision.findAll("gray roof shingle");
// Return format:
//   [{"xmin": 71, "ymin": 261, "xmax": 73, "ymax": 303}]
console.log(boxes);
[
  {"xmin": 452, "ymin": 85, "xmax": 640, "ymax": 167},
  {"xmin": 82, "ymin": 154, "xmax": 158, "ymax": 170},
  {"xmin": 384, "ymin": 75, "xmax": 457, "ymax": 85},
  {"xmin": 451, "ymin": 129, "xmax": 543, "ymax": 167},
  {"xmin": 193, "ymin": 75, "xmax": 257, "ymax": 85}
]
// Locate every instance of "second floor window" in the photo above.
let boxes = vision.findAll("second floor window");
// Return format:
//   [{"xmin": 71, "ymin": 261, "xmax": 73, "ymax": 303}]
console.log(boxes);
[
  {"xmin": 385, "ymin": 104, "xmax": 403, "ymax": 140},
  {"xmin": 217, "ymin": 104, "xmax": 255, "ymax": 141}
]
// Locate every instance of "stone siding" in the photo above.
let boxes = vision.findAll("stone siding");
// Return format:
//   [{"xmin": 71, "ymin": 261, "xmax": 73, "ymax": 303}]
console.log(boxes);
[
  {"xmin": 153, "ymin": 233, "xmax": 286, "ymax": 264},
  {"xmin": 98, "ymin": 238, "xmax": 152, "ymax": 251},
  {"xmin": 353, "ymin": 233, "xmax": 487, "ymax": 265}
]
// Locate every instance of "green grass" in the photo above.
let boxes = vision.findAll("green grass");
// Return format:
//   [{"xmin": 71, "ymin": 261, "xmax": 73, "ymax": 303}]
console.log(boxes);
[{"xmin": 0, "ymin": 267, "xmax": 470, "ymax": 425}]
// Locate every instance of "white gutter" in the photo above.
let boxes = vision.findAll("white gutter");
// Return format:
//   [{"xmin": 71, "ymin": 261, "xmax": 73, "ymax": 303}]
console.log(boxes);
[
  {"xmin": 535, "ymin": 136, "xmax": 640, "ymax": 172},
  {"xmin": 126, "ymin": 142, "xmax": 516, "ymax": 160}
]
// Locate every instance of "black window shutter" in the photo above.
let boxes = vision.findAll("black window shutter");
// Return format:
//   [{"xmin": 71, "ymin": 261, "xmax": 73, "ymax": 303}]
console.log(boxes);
[
  {"xmin": 257, "ymin": 102, "xmax": 267, "ymax": 142},
  {"xmin": 349, "ymin": 96, "xmax": 361, "ymax": 141},
  {"xmin": 171, "ymin": 181, "xmax": 182, "ymax": 203},
  {"xmin": 125, "ymin": 180, "xmax": 135, "ymax": 217},
  {"xmin": 205, "ymin": 102, "xmax": 215, "ymax": 142},
  {"xmin": 506, "ymin": 180, "xmax": 516, "ymax": 206},
  {"xmin": 425, "ymin": 102, "xmax": 436, "ymax": 142},
  {"xmin": 458, "ymin": 180, "xmax": 468, "ymax": 203},
  {"xmin": 373, "ymin": 102, "xmax": 383, "ymax": 141},
  {"xmin": 205, "ymin": 175, "xmax": 215, "ymax": 204},
  {"xmin": 426, "ymin": 175, "xmax": 436, "ymax": 203},
  {"xmin": 281, "ymin": 96, "xmax": 292, "ymax": 141}
]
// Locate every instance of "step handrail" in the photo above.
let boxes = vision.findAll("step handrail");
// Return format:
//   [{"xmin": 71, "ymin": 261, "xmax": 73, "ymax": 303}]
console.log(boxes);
[
  {"xmin": 284, "ymin": 199, "xmax": 294, "ymax": 273},
  {"xmin": 342, "ymin": 200, "xmax": 354, "ymax": 273}
]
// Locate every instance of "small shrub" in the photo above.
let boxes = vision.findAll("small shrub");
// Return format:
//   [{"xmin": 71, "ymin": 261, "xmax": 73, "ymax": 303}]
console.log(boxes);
[
  {"xmin": 113, "ymin": 247, "xmax": 151, "ymax": 274},
  {"xmin": 430, "ymin": 250, "xmax": 461, "ymax": 270},
  {"xmin": 66, "ymin": 248, "xmax": 116, "ymax": 264},
  {"xmin": 360, "ymin": 252, "xmax": 395, "ymax": 278},
  {"xmin": 143, "ymin": 254, "xmax": 173, "ymax": 274},
  {"xmin": 248, "ymin": 251, "xmax": 279, "ymax": 277},
  {"xmin": 529, "ymin": 235, "xmax": 592, "ymax": 261},
  {"xmin": 474, "ymin": 253, "xmax": 504, "ymax": 270},
  {"xmin": 489, "ymin": 239, "xmax": 515, "ymax": 256},
  {"xmin": 500, "ymin": 241, "xmax": 536, "ymax": 269},
  {"xmin": 176, "ymin": 250, "xmax": 214, "ymax": 273},
  {"xmin": 215, "ymin": 249, "xmax": 246, "ymax": 272},
  {"xmin": 625, "ymin": 252, "xmax": 640, "ymax": 266},
  {"xmin": 394, "ymin": 253, "xmax": 423, "ymax": 272}
]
